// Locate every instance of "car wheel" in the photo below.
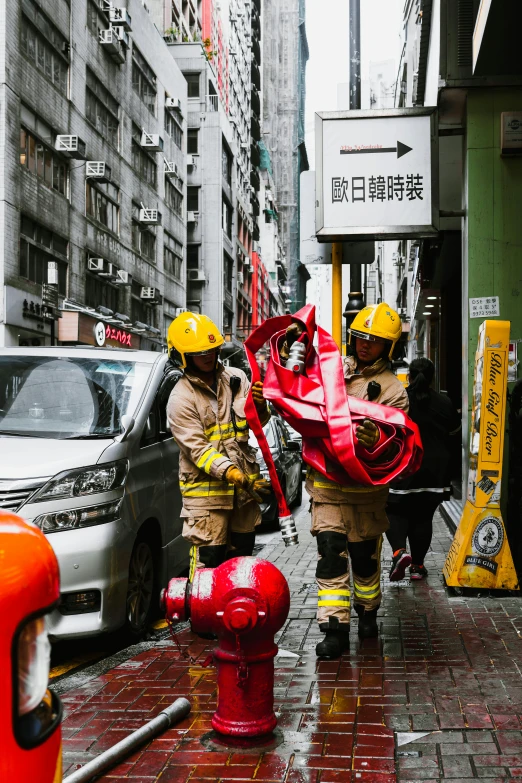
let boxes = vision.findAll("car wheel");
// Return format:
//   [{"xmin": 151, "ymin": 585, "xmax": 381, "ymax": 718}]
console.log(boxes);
[{"xmin": 125, "ymin": 536, "xmax": 156, "ymax": 639}]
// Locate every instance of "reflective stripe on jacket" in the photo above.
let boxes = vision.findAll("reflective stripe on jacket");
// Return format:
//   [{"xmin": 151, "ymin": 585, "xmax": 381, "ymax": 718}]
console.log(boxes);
[
  {"xmin": 167, "ymin": 363, "xmax": 268, "ymax": 510},
  {"xmin": 305, "ymin": 355, "xmax": 409, "ymax": 504}
]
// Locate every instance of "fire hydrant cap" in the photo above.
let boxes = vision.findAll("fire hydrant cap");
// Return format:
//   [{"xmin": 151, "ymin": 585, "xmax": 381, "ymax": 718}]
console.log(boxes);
[{"xmin": 223, "ymin": 597, "xmax": 258, "ymax": 634}]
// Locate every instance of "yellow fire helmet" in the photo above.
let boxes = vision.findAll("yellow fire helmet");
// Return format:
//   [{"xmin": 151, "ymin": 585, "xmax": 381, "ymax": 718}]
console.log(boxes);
[
  {"xmin": 167, "ymin": 312, "xmax": 224, "ymax": 368},
  {"xmin": 348, "ymin": 302, "xmax": 402, "ymax": 359}
]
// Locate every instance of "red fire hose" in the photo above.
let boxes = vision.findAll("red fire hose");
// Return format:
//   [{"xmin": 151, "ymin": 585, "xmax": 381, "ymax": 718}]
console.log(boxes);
[{"xmin": 245, "ymin": 304, "xmax": 422, "ymax": 493}]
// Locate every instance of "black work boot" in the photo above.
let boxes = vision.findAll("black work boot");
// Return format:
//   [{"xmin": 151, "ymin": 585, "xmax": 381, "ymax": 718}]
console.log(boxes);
[
  {"xmin": 315, "ymin": 618, "xmax": 350, "ymax": 658},
  {"xmin": 355, "ymin": 605, "xmax": 379, "ymax": 639}
]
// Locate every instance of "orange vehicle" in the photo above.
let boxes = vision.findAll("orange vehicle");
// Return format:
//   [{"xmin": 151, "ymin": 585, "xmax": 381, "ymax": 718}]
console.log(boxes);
[{"xmin": 0, "ymin": 511, "xmax": 62, "ymax": 782}]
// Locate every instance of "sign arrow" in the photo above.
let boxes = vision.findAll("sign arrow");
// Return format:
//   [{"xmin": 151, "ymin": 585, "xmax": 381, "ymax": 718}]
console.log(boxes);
[{"xmin": 340, "ymin": 141, "xmax": 413, "ymax": 159}]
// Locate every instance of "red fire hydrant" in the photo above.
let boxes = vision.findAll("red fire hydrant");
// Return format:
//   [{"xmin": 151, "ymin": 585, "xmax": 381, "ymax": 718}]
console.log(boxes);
[{"xmin": 162, "ymin": 557, "xmax": 290, "ymax": 737}]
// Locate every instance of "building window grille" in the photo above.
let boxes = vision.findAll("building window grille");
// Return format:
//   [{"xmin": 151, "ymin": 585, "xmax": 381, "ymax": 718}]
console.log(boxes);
[
  {"xmin": 165, "ymin": 179, "xmax": 183, "ymax": 218},
  {"xmin": 85, "ymin": 272, "xmax": 119, "ymax": 312},
  {"xmin": 132, "ymin": 124, "xmax": 157, "ymax": 187},
  {"xmin": 184, "ymin": 73, "xmax": 200, "ymax": 98},
  {"xmin": 164, "ymin": 232, "xmax": 183, "ymax": 280},
  {"xmin": 19, "ymin": 109, "xmax": 68, "ymax": 196},
  {"xmin": 132, "ymin": 204, "xmax": 156, "ymax": 263},
  {"xmin": 86, "ymin": 68, "xmax": 119, "ymax": 148},
  {"xmin": 164, "ymin": 104, "xmax": 183, "ymax": 149},
  {"xmin": 187, "ymin": 187, "xmax": 199, "ymax": 213},
  {"xmin": 21, "ymin": 0, "xmax": 69, "ymax": 95},
  {"xmin": 132, "ymin": 45, "xmax": 157, "ymax": 115},
  {"xmin": 19, "ymin": 215, "xmax": 68, "ymax": 294},
  {"xmin": 187, "ymin": 129, "xmax": 199, "ymax": 154},
  {"xmin": 86, "ymin": 181, "xmax": 119, "ymax": 234}
]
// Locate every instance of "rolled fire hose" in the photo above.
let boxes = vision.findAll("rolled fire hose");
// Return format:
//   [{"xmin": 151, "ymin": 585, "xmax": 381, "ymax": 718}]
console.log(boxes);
[
  {"xmin": 62, "ymin": 698, "xmax": 191, "ymax": 783},
  {"xmin": 245, "ymin": 305, "xmax": 422, "ymax": 489},
  {"xmin": 244, "ymin": 333, "xmax": 299, "ymax": 547}
]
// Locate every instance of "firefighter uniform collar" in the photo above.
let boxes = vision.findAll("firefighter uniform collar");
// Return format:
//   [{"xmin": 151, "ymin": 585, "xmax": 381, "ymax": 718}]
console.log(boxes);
[
  {"xmin": 184, "ymin": 362, "xmax": 226, "ymax": 395},
  {"xmin": 344, "ymin": 355, "xmax": 389, "ymax": 378}
]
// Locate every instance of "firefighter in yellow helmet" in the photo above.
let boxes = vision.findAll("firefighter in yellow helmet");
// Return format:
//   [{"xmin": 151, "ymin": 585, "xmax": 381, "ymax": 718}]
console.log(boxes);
[
  {"xmin": 166, "ymin": 312, "xmax": 271, "ymax": 576},
  {"xmin": 281, "ymin": 303, "xmax": 408, "ymax": 657}
]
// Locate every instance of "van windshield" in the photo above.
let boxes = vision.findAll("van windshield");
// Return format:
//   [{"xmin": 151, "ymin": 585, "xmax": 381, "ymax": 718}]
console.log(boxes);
[{"xmin": 0, "ymin": 356, "xmax": 151, "ymax": 439}]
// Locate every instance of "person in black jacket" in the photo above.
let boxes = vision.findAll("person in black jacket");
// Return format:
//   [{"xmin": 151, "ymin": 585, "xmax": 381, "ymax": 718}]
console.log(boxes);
[{"xmin": 386, "ymin": 358, "xmax": 461, "ymax": 581}]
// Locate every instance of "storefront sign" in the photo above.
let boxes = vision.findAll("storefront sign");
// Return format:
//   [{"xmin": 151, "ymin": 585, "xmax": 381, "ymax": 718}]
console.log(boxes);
[
  {"xmin": 501, "ymin": 112, "xmax": 522, "ymax": 155},
  {"xmin": 469, "ymin": 296, "xmax": 500, "ymax": 319},
  {"xmin": 443, "ymin": 320, "xmax": 519, "ymax": 591},
  {"xmin": 315, "ymin": 107, "xmax": 438, "ymax": 241},
  {"xmin": 59, "ymin": 310, "xmax": 140, "ymax": 349}
]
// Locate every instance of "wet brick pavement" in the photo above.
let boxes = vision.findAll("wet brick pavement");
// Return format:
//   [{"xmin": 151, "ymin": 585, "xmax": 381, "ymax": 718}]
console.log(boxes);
[{"xmin": 60, "ymin": 500, "xmax": 522, "ymax": 782}]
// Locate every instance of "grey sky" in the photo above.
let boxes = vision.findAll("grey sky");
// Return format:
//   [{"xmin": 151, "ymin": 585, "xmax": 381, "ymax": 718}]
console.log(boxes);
[{"xmin": 305, "ymin": 0, "xmax": 404, "ymax": 168}]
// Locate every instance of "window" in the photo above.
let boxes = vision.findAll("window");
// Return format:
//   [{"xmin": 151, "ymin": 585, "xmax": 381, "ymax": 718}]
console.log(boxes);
[
  {"xmin": 132, "ymin": 204, "xmax": 156, "ymax": 263},
  {"xmin": 187, "ymin": 129, "xmax": 199, "ymax": 154},
  {"xmin": 187, "ymin": 245, "xmax": 199, "ymax": 270},
  {"xmin": 224, "ymin": 253, "xmax": 233, "ymax": 293},
  {"xmin": 87, "ymin": 0, "xmax": 108, "ymax": 37},
  {"xmin": 86, "ymin": 68, "xmax": 119, "ymax": 147},
  {"xmin": 223, "ymin": 307, "xmax": 233, "ymax": 333},
  {"xmin": 85, "ymin": 273, "xmax": 119, "ymax": 312},
  {"xmin": 21, "ymin": 0, "xmax": 68, "ymax": 95},
  {"xmin": 165, "ymin": 179, "xmax": 183, "ymax": 217},
  {"xmin": 164, "ymin": 232, "xmax": 183, "ymax": 280},
  {"xmin": 222, "ymin": 199, "xmax": 233, "ymax": 239},
  {"xmin": 131, "ymin": 280, "xmax": 154, "ymax": 324},
  {"xmin": 131, "ymin": 124, "xmax": 157, "ymax": 186},
  {"xmin": 164, "ymin": 106, "xmax": 183, "ymax": 149},
  {"xmin": 222, "ymin": 143, "xmax": 232, "ymax": 185},
  {"xmin": 86, "ymin": 181, "xmax": 119, "ymax": 234},
  {"xmin": 184, "ymin": 73, "xmax": 200, "ymax": 98},
  {"xmin": 19, "ymin": 108, "xmax": 68, "ymax": 195},
  {"xmin": 19, "ymin": 215, "xmax": 68, "ymax": 295},
  {"xmin": 187, "ymin": 187, "xmax": 199, "ymax": 212},
  {"xmin": 132, "ymin": 45, "xmax": 157, "ymax": 115}
]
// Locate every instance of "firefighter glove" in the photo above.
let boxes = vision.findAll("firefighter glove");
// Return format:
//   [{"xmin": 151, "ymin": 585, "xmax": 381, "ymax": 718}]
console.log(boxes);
[
  {"xmin": 251, "ymin": 477, "xmax": 271, "ymax": 497},
  {"xmin": 281, "ymin": 322, "xmax": 304, "ymax": 361},
  {"xmin": 355, "ymin": 418, "xmax": 380, "ymax": 449},
  {"xmin": 225, "ymin": 466, "xmax": 251, "ymax": 490},
  {"xmin": 251, "ymin": 381, "xmax": 267, "ymax": 411}
]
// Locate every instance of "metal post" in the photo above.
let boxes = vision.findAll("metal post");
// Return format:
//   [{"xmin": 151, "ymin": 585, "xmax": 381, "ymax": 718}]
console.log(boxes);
[{"xmin": 332, "ymin": 242, "xmax": 343, "ymax": 350}]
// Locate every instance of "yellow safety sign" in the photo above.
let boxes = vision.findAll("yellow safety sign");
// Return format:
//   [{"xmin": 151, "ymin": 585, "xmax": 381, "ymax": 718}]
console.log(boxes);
[{"xmin": 443, "ymin": 319, "xmax": 519, "ymax": 590}]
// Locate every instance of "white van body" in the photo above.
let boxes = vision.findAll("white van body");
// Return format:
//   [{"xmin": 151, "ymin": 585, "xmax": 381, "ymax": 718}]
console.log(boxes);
[{"xmin": 0, "ymin": 347, "xmax": 188, "ymax": 640}]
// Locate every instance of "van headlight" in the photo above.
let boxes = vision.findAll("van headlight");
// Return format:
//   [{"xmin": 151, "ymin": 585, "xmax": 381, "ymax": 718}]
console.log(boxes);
[
  {"xmin": 33, "ymin": 500, "xmax": 122, "ymax": 533},
  {"xmin": 32, "ymin": 461, "xmax": 128, "ymax": 502}
]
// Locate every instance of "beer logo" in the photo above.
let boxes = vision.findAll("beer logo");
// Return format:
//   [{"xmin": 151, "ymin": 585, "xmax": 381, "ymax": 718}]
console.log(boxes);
[
  {"xmin": 472, "ymin": 516, "xmax": 504, "ymax": 557},
  {"xmin": 208, "ymin": 334, "xmax": 216, "ymax": 343}
]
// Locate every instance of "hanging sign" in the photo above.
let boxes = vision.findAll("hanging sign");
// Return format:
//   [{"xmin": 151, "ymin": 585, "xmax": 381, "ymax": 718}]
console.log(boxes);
[
  {"xmin": 315, "ymin": 107, "xmax": 438, "ymax": 241},
  {"xmin": 443, "ymin": 319, "xmax": 519, "ymax": 591}
]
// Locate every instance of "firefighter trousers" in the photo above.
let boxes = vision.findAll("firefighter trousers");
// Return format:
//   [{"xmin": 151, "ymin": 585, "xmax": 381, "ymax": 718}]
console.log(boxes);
[
  {"xmin": 182, "ymin": 499, "xmax": 261, "ymax": 579},
  {"xmin": 311, "ymin": 500, "xmax": 385, "ymax": 623}
]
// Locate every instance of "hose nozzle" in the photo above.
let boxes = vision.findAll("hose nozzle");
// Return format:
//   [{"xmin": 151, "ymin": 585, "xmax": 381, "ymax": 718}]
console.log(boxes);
[{"xmin": 279, "ymin": 514, "xmax": 299, "ymax": 547}]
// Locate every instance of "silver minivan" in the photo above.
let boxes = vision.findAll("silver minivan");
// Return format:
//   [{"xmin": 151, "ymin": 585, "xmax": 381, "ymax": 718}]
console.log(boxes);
[{"xmin": 0, "ymin": 347, "xmax": 188, "ymax": 640}]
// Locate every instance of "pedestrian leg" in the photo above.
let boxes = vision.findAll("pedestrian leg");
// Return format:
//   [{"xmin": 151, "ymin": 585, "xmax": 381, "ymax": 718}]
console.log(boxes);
[
  {"xmin": 386, "ymin": 499, "xmax": 412, "ymax": 581},
  {"xmin": 311, "ymin": 502, "xmax": 351, "ymax": 658},
  {"xmin": 407, "ymin": 493, "xmax": 440, "ymax": 579},
  {"xmin": 349, "ymin": 536, "xmax": 382, "ymax": 638}
]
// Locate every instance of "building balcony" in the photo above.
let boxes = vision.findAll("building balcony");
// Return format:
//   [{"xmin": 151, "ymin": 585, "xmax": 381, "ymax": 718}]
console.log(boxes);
[
  {"xmin": 250, "ymin": 168, "xmax": 260, "ymax": 192},
  {"xmin": 251, "ymin": 113, "xmax": 261, "ymax": 141},
  {"xmin": 251, "ymin": 38, "xmax": 261, "ymax": 65},
  {"xmin": 206, "ymin": 94, "xmax": 219, "ymax": 112},
  {"xmin": 251, "ymin": 88, "xmax": 260, "ymax": 117},
  {"xmin": 251, "ymin": 62, "xmax": 261, "ymax": 90},
  {"xmin": 251, "ymin": 141, "xmax": 260, "ymax": 167}
]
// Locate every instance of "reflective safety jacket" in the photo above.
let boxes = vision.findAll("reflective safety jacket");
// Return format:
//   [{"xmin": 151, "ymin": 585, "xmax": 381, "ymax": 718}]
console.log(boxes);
[
  {"xmin": 305, "ymin": 355, "xmax": 409, "ymax": 505},
  {"xmin": 167, "ymin": 363, "xmax": 269, "ymax": 511}
]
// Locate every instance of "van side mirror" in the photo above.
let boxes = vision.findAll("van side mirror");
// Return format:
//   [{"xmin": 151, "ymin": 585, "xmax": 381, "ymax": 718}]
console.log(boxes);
[{"xmin": 285, "ymin": 440, "xmax": 301, "ymax": 452}]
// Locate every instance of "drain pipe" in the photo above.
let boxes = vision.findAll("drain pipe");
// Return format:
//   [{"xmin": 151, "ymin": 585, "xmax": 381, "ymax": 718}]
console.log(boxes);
[{"xmin": 63, "ymin": 698, "xmax": 191, "ymax": 783}]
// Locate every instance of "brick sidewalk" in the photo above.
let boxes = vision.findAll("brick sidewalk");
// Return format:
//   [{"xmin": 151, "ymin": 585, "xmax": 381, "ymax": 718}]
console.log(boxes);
[{"xmin": 60, "ymin": 500, "xmax": 522, "ymax": 782}]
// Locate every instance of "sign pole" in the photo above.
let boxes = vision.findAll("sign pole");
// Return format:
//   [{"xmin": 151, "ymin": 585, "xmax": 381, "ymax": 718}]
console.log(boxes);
[{"xmin": 332, "ymin": 242, "xmax": 343, "ymax": 350}]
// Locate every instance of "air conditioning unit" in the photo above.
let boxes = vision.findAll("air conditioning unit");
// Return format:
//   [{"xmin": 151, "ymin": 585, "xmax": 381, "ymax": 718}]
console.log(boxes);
[
  {"xmin": 55, "ymin": 135, "xmax": 86, "ymax": 160},
  {"xmin": 109, "ymin": 7, "xmax": 132, "ymax": 31},
  {"xmin": 248, "ymin": 305, "xmax": 253, "ymax": 314},
  {"xmin": 99, "ymin": 28, "xmax": 126, "ymax": 63},
  {"xmin": 187, "ymin": 211, "xmax": 197, "ymax": 223},
  {"xmin": 164, "ymin": 160, "xmax": 179, "ymax": 177},
  {"xmin": 187, "ymin": 154, "xmax": 196, "ymax": 167},
  {"xmin": 265, "ymin": 190, "xmax": 273, "ymax": 200},
  {"xmin": 99, "ymin": 262, "xmax": 117, "ymax": 279},
  {"xmin": 187, "ymin": 269, "xmax": 206, "ymax": 282},
  {"xmin": 248, "ymin": 264, "xmax": 254, "ymax": 273},
  {"xmin": 140, "ymin": 287, "xmax": 162, "ymax": 303},
  {"xmin": 115, "ymin": 269, "xmax": 131, "ymax": 285},
  {"xmin": 141, "ymin": 132, "xmax": 164, "ymax": 152},
  {"xmin": 165, "ymin": 97, "xmax": 177, "ymax": 108},
  {"xmin": 175, "ymin": 307, "xmax": 188, "ymax": 316},
  {"xmin": 139, "ymin": 208, "xmax": 161, "ymax": 225},
  {"xmin": 86, "ymin": 161, "xmax": 111, "ymax": 182},
  {"xmin": 88, "ymin": 257, "xmax": 105, "ymax": 272},
  {"xmin": 238, "ymin": 271, "xmax": 244, "ymax": 284},
  {"xmin": 247, "ymin": 204, "xmax": 253, "ymax": 214},
  {"xmin": 240, "ymin": 142, "xmax": 249, "ymax": 149}
]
